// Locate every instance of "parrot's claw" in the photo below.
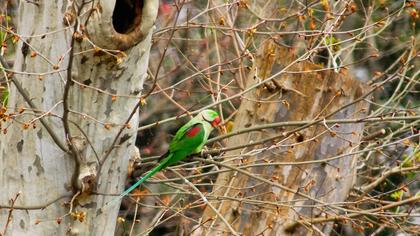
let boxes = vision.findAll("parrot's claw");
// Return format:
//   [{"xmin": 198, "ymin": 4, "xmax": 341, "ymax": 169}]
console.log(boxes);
[{"xmin": 200, "ymin": 146, "xmax": 209, "ymax": 156}]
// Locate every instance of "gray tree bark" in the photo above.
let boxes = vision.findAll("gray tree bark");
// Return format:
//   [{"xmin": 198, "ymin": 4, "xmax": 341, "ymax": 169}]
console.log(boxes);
[
  {"xmin": 0, "ymin": 0, "xmax": 158, "ymax": 235},
  {"xmin": 198, "ymin": 41, "xmax": 369, "ymax": 235}
]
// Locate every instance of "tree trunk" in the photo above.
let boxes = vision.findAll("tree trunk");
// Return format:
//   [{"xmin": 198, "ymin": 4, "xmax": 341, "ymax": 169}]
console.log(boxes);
[
  {"xmin": 198, "ymin": 40, "xmax": 369, "ymax": 235},
  {"xmin": 0, "ymin": 0, "xmax": 158, "ymax": 235}
]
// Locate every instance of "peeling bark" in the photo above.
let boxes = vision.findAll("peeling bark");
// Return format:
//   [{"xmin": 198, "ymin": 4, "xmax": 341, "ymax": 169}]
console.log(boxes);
[
  {"xmin": 198, "ymin": 40, "xmax": 369, "ymax": 235},
  {"xmin": 0, "ymin": 0, "xmax": 158, "ymax": 235}
]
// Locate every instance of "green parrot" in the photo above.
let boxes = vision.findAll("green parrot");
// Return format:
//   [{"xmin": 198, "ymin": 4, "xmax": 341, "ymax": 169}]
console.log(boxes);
[{"xmin": 102, "ymin": 109, "xmax": 220, "ymax": 210}]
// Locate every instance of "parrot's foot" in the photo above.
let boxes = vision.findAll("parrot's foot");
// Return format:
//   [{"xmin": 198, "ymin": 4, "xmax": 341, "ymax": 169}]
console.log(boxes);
[{"xmin": 200, "ymin": 146, "xmax": 209, "ymax": 156}]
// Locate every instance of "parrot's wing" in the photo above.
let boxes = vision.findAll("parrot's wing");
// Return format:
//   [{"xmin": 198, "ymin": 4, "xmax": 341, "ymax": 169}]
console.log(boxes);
[{"xmin": 169, "ymin": 122, "xmax": 205, "ymax": 153}]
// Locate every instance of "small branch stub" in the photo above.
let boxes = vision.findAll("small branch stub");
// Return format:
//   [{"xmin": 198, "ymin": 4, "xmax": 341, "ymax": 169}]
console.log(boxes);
[{"xmin": 79, "ymin": 165, "xmax": 97, "ymax": 193}]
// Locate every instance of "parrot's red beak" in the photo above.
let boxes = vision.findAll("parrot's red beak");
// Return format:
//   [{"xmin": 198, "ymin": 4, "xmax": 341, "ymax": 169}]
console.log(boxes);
[{"xmin": 211, "ymin": 116, "xmax": 221, "ymax": 127}]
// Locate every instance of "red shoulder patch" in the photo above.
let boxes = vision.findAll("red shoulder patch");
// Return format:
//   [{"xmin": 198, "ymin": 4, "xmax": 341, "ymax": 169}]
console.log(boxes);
[{"xmin": 186, "ymin": 126, "xmax": 201, "ymax": 137}]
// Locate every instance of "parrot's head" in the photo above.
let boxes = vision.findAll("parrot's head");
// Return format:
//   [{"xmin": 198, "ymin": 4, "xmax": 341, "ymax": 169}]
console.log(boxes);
[{"xmin": 200, "ymin": 109, "xmax": 221, "ymax": 128}]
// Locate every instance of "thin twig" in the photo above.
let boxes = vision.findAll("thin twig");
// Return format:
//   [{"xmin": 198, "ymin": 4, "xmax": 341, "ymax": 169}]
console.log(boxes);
[
  {"xmin": 0, "ymin": 55, "xmax": 69, "ymax": 153},
  {"xmin": 284, "ymin": 196, "xmax": 420, "ymax": 231},
  {"xmin": 170, "ymin": 169, "xmax": 240, "ymax": 236},
  {"xmin": 2, "ymin": 192, "xmax": 21, "ymax": 236},
  {"xmin": 142, "ymin": 0, "xmax": 186, "ymax": 100}
]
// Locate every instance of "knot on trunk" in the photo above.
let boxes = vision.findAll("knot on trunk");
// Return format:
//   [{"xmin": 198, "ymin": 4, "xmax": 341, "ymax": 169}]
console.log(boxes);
[{"xmin": 79, "ymin": 165, "xmax": 97, "ymax": 193}]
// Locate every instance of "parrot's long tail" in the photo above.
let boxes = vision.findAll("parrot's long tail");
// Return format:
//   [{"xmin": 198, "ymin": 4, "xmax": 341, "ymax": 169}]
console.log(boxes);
[{"xmin": 98, "ymin": 154, "xmax": 172, "ymax": 214}]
